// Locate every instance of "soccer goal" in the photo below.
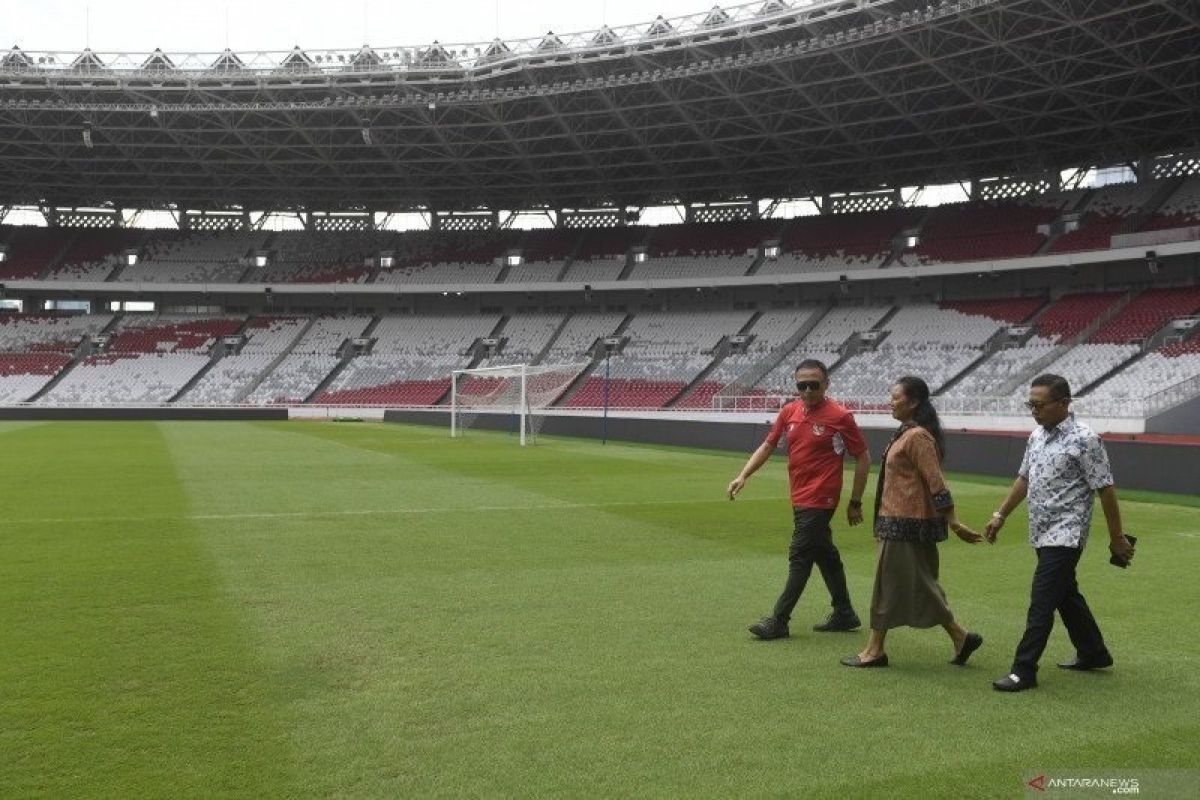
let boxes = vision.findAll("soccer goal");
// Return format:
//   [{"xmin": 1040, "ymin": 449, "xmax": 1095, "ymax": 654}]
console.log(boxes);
[{"xmin": 450, "ymin": 362, "xmax": 589, "ymax": 445}]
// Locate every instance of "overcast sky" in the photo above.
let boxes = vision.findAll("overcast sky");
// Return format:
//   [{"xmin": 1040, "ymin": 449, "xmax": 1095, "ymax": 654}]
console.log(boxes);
[{"xmin": 2, "ymin": 0, "xmax": 727, "ymax": 53}]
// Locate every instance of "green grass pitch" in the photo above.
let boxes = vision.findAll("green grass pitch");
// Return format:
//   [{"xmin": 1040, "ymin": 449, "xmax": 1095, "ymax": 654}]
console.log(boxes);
[{"xmin": 1, "ymin": 420, "xmax": 1197, "ymax": 798}]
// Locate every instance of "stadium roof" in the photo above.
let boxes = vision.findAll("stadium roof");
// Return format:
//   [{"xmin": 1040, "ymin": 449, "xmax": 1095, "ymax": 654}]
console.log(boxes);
[{"xmin": 0, "ymin": 0, "xmax": 1198, "ymax": 212}]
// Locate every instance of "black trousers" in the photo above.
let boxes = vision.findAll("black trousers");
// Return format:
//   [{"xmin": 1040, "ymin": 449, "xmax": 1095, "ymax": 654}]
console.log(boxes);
[
  {"xmin": 771, "ymin": 507, "xmax": 855, "ymax": 622},
  {"xmin": 1011, "ymin": 546, "xmax": 1110, "ymax": 680}
]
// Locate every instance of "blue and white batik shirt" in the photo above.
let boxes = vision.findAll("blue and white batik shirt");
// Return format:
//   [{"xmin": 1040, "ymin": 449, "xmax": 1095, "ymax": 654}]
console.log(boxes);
[{"xmin": 1018, "ymin": 413, "xmax": 1114, "ymax": 549}]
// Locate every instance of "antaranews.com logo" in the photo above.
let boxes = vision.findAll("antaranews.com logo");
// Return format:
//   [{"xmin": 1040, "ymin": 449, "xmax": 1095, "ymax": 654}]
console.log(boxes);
[
  {"xmin": 1026, "ymin": 773, "xmax": 1140, "ymax": 795},
  {"xmin": 1025, "ymin": 769, "xmax": 1198, "ymax": 797}
]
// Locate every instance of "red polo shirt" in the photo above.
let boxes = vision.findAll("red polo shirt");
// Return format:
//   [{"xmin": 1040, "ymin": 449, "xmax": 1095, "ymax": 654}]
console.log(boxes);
[{"xmin": 764, "ymin": 397, "xmax": 868, "ymax": 509}]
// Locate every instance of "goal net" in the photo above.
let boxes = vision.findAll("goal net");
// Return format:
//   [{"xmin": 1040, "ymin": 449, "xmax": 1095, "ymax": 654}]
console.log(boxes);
[{"xmin": 450, "ymin": 362, "xmax": 588, "ymax": 445}]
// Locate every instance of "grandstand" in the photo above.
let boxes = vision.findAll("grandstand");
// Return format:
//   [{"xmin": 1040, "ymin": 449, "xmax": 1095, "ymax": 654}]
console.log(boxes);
[
  {"xmin": 0, "ymin": 0, "xmax": 1195, "ymax": 431},
  {"xmin": 1, "ymin": 210, "xmax": 1199, "ymax": 423}
]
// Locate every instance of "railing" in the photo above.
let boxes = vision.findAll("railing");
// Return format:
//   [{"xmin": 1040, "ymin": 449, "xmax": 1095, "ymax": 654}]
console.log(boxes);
[
  {"xmin": 1133, "ymin": 371, "xmax": 1200, "ymax": 416},
  {"xmin": 711, "ymin": 394, "xmax": 794, "ymax": 412},
  {"xmin": 708, "ymin": 393, "xmax": 1192, "ymax": 419}
]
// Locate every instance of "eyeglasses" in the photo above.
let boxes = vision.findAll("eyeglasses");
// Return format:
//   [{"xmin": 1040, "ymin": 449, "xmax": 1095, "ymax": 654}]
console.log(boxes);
[
  {"xmin": 795, "ymin": 381, "xmax": 823, "ymax": 392},
  {"xmin": 1024, "ymin": 398, "xmax": 1068, "ymax": 410}
]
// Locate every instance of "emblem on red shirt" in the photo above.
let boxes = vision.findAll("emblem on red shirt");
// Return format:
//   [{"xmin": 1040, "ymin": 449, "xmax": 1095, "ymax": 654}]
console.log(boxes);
[{"xmin": 813, "ymin": 424, "xmax": 825, "ymax": 436}]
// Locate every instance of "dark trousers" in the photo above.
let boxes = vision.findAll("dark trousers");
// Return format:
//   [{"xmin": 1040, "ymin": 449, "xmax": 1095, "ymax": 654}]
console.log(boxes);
[
  {"xmin": 771, "ymin": 507, "xmax": 855, "ymax": 622},
  {"xmin": 1011, "ymin": 546, "xmax": 1110, "ymax": 679}
]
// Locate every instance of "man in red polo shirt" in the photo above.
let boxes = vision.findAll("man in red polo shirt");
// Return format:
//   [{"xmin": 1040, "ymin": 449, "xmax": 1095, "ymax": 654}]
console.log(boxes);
[{"xmin": 728, "ymin": 359, "xmax": 872, "ymax": 639}]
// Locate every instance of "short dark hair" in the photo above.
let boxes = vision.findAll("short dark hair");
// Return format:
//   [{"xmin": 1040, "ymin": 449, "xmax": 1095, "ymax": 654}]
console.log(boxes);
[
  {"xmin": 1031, "ymin": 373, "xmax": 1071, "ymax": 401},
  {"xmin": 795, "ymin": 359, "xmax": 829, "ymax": 379}
]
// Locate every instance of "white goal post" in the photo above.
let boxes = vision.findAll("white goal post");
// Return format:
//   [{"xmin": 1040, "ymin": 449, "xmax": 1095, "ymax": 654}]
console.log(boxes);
[{"xmin": 450, "ymin": 362, "xmax": 589, "ymax": 446}]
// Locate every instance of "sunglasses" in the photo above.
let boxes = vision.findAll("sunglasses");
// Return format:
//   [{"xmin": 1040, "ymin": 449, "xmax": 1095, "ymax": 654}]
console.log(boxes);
[
  {"xmin": 795, "ymin": 381, "xmax": 823, "ymax": 392},
  {"xmin": 1024, "ymin": 398, "xmax": 1068, "ymax": 410}
]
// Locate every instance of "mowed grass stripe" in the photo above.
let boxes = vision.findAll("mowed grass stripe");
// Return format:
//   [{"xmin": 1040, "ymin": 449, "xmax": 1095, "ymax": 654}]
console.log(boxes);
[{"xmin": 0, "ymin": 422, "xmax": 299, "ymax": 798}]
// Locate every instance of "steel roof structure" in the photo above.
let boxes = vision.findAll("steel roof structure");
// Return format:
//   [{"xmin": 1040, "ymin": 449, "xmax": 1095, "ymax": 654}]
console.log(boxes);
[{"xmin": 0, "ymin": 0, "xmax": 1198, "ymax": 213}]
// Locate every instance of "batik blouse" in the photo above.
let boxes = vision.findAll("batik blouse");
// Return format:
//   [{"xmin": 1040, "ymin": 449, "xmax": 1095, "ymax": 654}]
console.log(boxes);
[{"xmin": 874, "ymin": 424, "xmax": 954, "ymax": 543}]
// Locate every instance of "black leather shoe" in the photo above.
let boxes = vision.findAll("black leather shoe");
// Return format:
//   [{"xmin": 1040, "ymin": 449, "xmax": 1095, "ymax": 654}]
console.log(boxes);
[
  {"xmin": 840, "ymin": 653, "xmax": 889, "ymax": 668},
  {"xmin": 748, "ymin": 617, "xmax": 790, "ymax": 640},
  {"xmin": 813, "ymin": 611, "xmax": 862, "ymax": 632},
  {"xmin": 1057, "ymin": 654, "xmax": 1114, "ymax": 671},
  {"xmin": 950, "ymin": 632, "xmax": 983, "ymax": 666},
  {"xmin": 992, "ymin": 673, "xmax": 1037, "ymax": 692}
]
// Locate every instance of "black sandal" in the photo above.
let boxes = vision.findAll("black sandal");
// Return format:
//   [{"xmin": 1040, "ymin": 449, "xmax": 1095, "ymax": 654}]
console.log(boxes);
[{"xmin": 950, "ymin": 632, "xmax": 983, "ymax": 666}]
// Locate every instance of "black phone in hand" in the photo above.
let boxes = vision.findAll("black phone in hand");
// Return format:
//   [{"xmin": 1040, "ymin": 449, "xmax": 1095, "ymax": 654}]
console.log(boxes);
[{"xmin": 1109, "ymin": 534, "xmax": 1137, "ymax": 568}]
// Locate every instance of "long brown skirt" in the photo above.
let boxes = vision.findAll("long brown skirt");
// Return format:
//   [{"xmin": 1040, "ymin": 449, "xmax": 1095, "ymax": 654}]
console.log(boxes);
[{"xmin": 870, "ymin": 539, "xmax": 954, "ymax": 630}]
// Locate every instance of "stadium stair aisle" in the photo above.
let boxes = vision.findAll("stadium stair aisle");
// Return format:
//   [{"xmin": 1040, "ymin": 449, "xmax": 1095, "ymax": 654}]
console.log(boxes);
[
  {"xmin": 668, "ymin": 348, "xmax": 728, "ymax": 408},
  {"xmin": 234, "ymin": 316, "xmax": 317, "ymax": 403},
  {"xmin": 1123, "ymin": 176, "xmax": 1186, "ymax": 234},
  {"xmin": 531, "ymin": 310, "xmax": 575, "ymax": 365},
  {"xmin": 168, "ymin": 315, "xmax": 257, "ymax": 403},
  {"xmin": 22, "ymin": 352, "xmax": 82, "ymax": 404},
  {"xmin": 303, "ymin": 345, "xmax": 357, "ymax": 404},
  {"xmin": 22, "ymin": 314, "xmax": 122, "ymax": 404},
  {"xmin": 719, "ymin": 302, "xmax": 833, "ymax": 398},
  {"xmin": 552, "ymin": 312, "xmax": 634, "ymax": 407},
  {"xmin": 167, "ymin": 346, "xmax": 225, "ymax": 403}
]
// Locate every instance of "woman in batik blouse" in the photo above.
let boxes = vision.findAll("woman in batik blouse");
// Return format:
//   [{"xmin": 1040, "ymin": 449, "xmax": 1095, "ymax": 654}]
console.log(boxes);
[{"xmin": 841, "ymin": 376, "xmax": 985, "ymax": 669}]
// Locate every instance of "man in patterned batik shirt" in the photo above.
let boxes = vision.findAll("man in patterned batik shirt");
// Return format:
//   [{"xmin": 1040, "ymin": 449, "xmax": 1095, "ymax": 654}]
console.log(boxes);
[{"xmin": 984, "ymin": 374, "xmax": 1135, "ymax": 692}]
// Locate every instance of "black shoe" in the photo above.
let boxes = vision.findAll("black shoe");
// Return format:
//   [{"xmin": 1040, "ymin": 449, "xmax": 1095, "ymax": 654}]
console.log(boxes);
[
  {"xmin": 950, "ymin": 632, "xmax": 983, "ymax": 666},
  {"xmin": 840, "ymin": 653, "xmax": 889, "ymax": 668},
  {"xmin": 748, "ymin": 617, "xmax": 790, "ymax": 640},
  {"xmin": 1057, "ymin": 654, "xmax": 1114, "ymax": 671},
  {"xmin": 992, "ymin": 673, "xmax": 1037, "ymax": 692},
  {"xmin": 813, "ymin": 611, "xmax": 861, "ymax": 632}
]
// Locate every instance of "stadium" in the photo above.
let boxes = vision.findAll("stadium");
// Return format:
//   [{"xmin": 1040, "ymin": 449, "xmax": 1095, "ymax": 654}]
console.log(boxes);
[{"xmin": 1, "ymin": 0, "xmax": 1198, "ymax": 796}]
